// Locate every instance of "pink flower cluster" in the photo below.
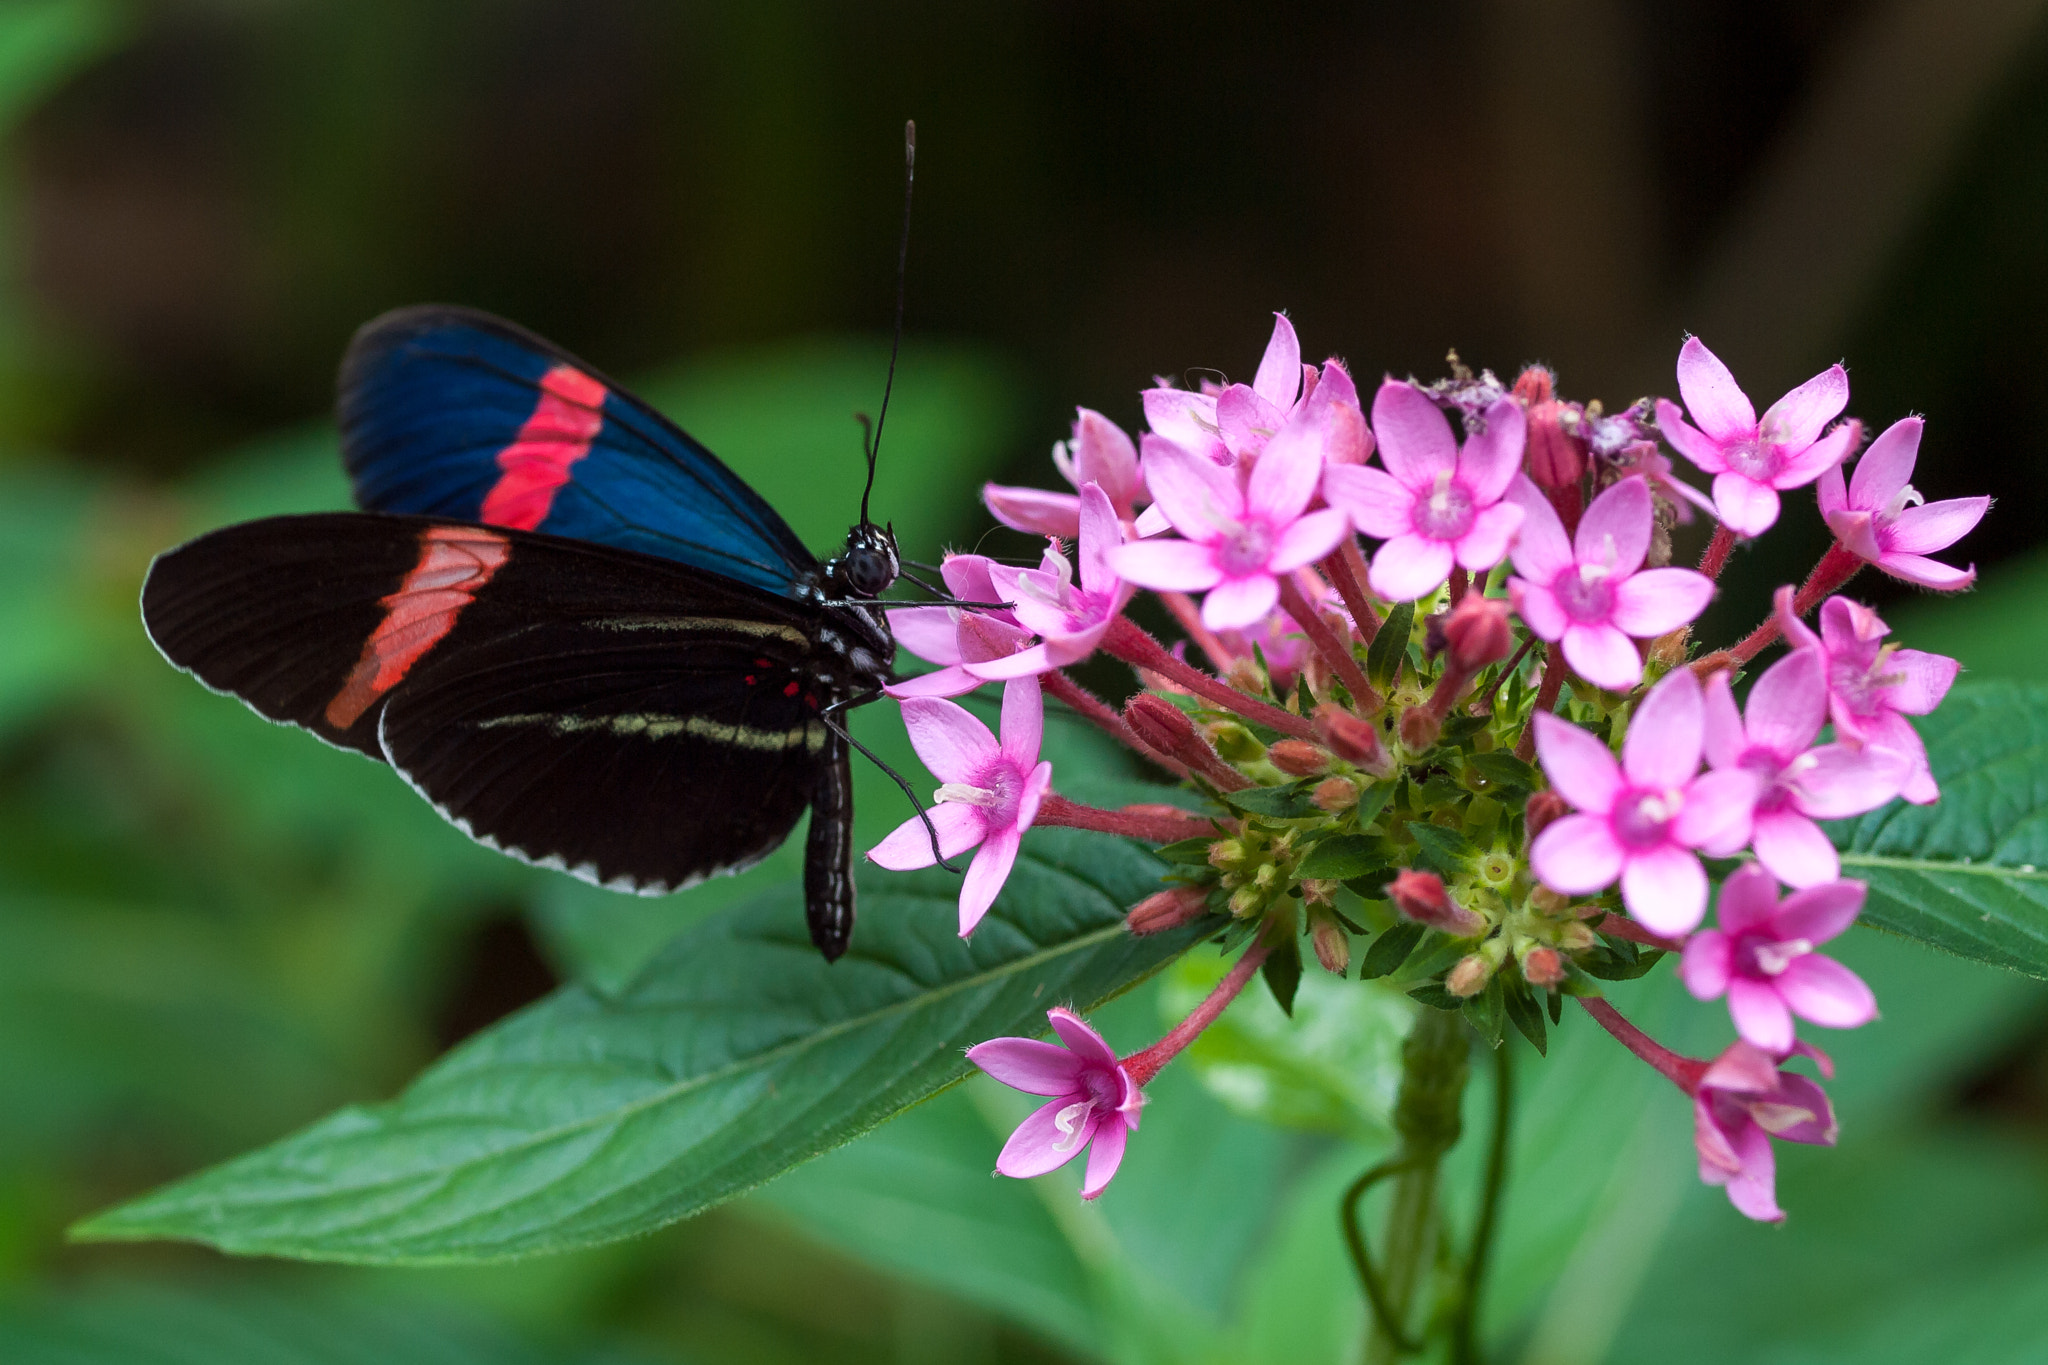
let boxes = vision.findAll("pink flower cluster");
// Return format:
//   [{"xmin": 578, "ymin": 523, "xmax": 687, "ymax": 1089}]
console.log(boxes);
[{"xmin": 860, "ymin": 316, "xmax": 1980, "ymax": 1221}]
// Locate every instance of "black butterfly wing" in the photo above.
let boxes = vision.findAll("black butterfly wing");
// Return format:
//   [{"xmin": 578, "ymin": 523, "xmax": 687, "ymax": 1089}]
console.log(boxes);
[{"xmin": 143, "ymin": 512, "xmax": 834, "ymax": 894}]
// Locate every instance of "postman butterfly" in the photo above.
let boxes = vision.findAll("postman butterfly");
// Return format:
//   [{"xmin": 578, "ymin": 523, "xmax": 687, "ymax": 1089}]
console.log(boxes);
[{"xmin": 141, "ymin": 304, "xmax": 938, "ymax": 962}]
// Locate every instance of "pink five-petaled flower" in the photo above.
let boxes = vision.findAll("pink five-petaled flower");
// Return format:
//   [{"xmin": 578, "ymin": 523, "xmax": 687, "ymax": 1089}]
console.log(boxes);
[
  {"xmin": 1680, "ymin": 863, "xmax": 1878, "ymax": 1053},
  {"xmin": 1530, "ymin": 667, "xmax": 1758, "ymax": 935},
  {"xmin": 1654, "ymin": 337, "xmax": 1857, "ymax": 536},
  {"xmin": 1504, "ymin": 474, "xmax": 1715, "ymax": 691},
  {"xmin": 1702, "ymin": 648, "xmax": 1906, "ymax": 886},
  {"xmin": 1693, "ymin": 1038, "xmax": 1839, "ymax": 1223},
  {"xmin": 867, "ymin": 676, "xmax": 1052, "ymax": 935},
  {"xmin": 1107, "ymin": 415, "xmax": 1349, "ymax": 632},
  {"xmin": 972, "ymin": 483, "xmax": 1135, "ymax": 681},
  {"xmin": 966, "ymin": 1006, "xmax": 1142, "ymax": 1200},
  {"xmin": 1323, "ymin": 382, "xmax": 1527, "ymax": 602},
  {"xmin": 1778, "ymin": 587, "xmax": 1957, "ymax": 805},
  {"xmin": 984, "ymin": 408, "xmax": 1146, "ymax": 538},
  {"xmin": 1816, "ymin": 416, "xmax": 1989, "ymax": 590},
  {"xmin": 884, "ymin": 554, "xmax": 1034, "ymax": 699},
  {"xmin": 1143, "ymin": 312, "xmax": 1306, "ymax": 471}
]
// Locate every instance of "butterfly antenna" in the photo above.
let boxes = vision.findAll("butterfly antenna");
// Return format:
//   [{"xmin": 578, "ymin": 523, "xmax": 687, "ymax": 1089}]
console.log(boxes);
[{"xmin": 861, "ymin": 118, "xmax": 915, "ymax": 529}]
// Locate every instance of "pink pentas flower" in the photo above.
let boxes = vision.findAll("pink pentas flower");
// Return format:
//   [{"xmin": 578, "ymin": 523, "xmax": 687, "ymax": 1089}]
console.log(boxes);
[
  {"xmin": 1322, "ymin": 383, "xmax": 1527, "ymax": 602},
  {"xmin": 1778, "ymin": 588, "xmax": 1957, "ymax": 805},
  {"xmin": 1692, "ymin": 1038, "xmax": 1838, "ymax": 1223},
  {"xmin": 972, "ymin": 483, "xmax": 1136, "ymax": 680},
  {"xmin": 1504, "ymin": 474, "xmax": 1715, "ymax": 690},
  {"xmin": 868, "ymin": 676, "xmax": 1053, "ymax": 936},
  {"xmin": 1142, "ymin": 313, "xmax": 1305, "ymax": 471},
  {"xmin": 1702, "ymin": 649, "xmax": 1906, "ymax": 886},
  {"xmin": 1107, "ymin": 413, "xmax": 1350, "ymax": 632},
  {"xmin": 885, "ymin": 554, "xmax": 1034, "ymax": 699},
  {"xmin": 1529, "ymin": 667, "xmax": 1758, "ymax": 935},
  {"xmin": 966, "ymin": 1006, "xmax": 1143, "ymax": 1200},
  {"xmin": 1816, "ymin": 416, "xmax": 1989, "ymax": 590},
  {"xmin": 1654, "ymin": 337, "xmax": 1858, "ymax": 536},
  {"xmin": 1680, "ymin": 863, "xmax": 1878, "ymax": 1053},
  {"xmin": 985, "ymin": 408, "xmax": 1147, "ymax": 537}
]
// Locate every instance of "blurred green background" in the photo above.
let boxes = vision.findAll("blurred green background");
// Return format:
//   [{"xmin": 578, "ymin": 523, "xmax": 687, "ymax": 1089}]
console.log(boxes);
[{"xmin": 4, "ymin": 1, "xmax": 2048, "ymax": 1360}]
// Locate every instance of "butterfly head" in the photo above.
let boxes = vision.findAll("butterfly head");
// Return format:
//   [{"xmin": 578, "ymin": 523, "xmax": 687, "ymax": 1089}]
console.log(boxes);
[{"xmin": 831, "ymin": 521, "xmax": 900, "ymax": 599}]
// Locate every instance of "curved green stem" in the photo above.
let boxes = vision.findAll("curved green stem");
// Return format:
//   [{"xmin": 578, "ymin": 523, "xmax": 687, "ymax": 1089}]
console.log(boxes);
[
  {"xmin": 1450, "ymin": 1038, "xmax": 1515, "ymax": 1364},
  {"xmin": 1342, "ymin": 1158, "xmax": 1426, "ymax": 1356}
]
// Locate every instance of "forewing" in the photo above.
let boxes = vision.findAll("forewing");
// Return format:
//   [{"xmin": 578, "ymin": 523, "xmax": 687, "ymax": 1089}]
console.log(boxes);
[{"xmin": 340, "ymin": 305, "xmax": 818, "ymax": 596}]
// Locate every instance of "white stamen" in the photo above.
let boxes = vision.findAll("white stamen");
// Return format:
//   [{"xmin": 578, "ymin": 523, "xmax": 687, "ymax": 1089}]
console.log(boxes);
[
  {"xmin": 1752, "ymin": 937, "xmax": 1814, "ymax": 976},
  {"xmin": 1750, "ymin": 1100, "xmax": 1817, "ymax": 1135},
  {"xmin": 935, "ymin": 782, "xmax": 997, "ymax": 807},
  {"xmin": 1051, "ymin": 1100, "xmax": 1096, "ymax": 1154}
]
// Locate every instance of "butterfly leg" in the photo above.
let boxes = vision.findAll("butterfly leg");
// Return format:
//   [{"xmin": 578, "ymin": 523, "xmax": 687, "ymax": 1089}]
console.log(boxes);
[{"xmin": 804, "ymin": 735, "xmax": 857, "ymax": 962}]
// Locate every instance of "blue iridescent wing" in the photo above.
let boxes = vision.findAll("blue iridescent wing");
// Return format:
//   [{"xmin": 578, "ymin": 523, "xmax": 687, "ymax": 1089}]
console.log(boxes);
[{"xmin": 339, "ymin": 305, "xmax": 818, "ymax": 596}]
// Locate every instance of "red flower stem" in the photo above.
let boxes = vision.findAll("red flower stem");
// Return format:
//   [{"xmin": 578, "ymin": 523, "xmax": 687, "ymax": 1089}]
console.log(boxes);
[
  {"xmin": 1326, "ymin": 538, "xmax": 1382, "ymax": 643},
  {"xmin": 1513, "ymin": 645, "xmax": 1568, "ymax": 762},
  {"xmin": 1448, "ymin": 566, "xmax": 1469, "ymax": 605},
  {"xmin": 1697, "ymin": 524, "xmax": 1738, "ymax": 581},
  {"xmin": 1550, "ymin": 481, "xmax": 1585, "ymax": 540},
  {"xmin": 1720, "ymin": 542, "xmax": 1869, "ymax": 666},
  {"xmin": 1576, "ymin": 997, "xmax": 1705, "ymax": 1094},
  {"xmin": 1122, "ymin": 940, "xmax": 1272, "ymax": 1087},
  {"xmin": 1158, "ymin": 591, "xmax": 1235, "ymax": 673},
  {"xmin": 1594, "ymin": 913, "xmax": 1685, "ymax": 953},
  {"xmin": 1036, "ymin": 793, "xmax": 1217, "ymax": 844},
  {"xmin": 1104, "ymin": 616, "xmax": 1318, "ymax": 741},
  {"xmin": 1469, "ymin": 635, "xmax": 1535, "ymax": 715},
  {"xmin": 1277, "ymin": 574, "xmax": 1381, "ymax": 712},
  {"xmin": 1043, "ymin": 669, "xmax": 1190, "ymax": 782}
]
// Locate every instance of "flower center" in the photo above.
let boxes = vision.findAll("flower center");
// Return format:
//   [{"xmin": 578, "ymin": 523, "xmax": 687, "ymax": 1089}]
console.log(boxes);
[
  {"xmin": 1216, "ymin": 520, "xmax": 1275, "ymax": 576},
  {"xmin": 1740, "ymin": 747, "xmax": 1794, "ymax": 815},
  {"xmin": 1554, "ymin": 563, "xmax": 1616, "ymax": 622},
  {"xmin": 1080, "ymin": 1066, "xmax": 1122, "ymax": 1108},
  {"xmin": 1050, "ymin": 1099, "xmax": 1096, "ymax": 1153},
  {"xmin": 1722, "ymin": 436, "xmax": 1779, "ymax": 481},
  {"xmin": 1414, "ymin": 472, "xmax": 1475, "ymax": 540},
  {"xmin": 1611, "ymin": 787, "xmax": 1680, "ymax": 849},
  {"xmin": 1734, "ymin": 933, "xmax": 1814, "ymax": 977},
  {"xmin": 934, "ymin": 761, "xmax": 1023, "ymax": 828}
]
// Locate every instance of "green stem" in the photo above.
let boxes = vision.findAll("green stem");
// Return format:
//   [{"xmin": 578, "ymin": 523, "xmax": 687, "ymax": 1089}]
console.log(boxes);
[{"xmin": 1450, "ymin": 1037, "xmax": 1515, "ymax": 1364}]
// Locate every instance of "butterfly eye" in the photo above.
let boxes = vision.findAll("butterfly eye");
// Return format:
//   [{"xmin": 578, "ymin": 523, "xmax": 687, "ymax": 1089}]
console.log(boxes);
[{"xmin": 844, "ymin": 547, "xmax": 894, "ymax": 598}]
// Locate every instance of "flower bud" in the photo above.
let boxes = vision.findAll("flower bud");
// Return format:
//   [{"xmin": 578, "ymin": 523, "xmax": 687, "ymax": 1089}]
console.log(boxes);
[
  {"xmin": 1524, "ymin": 790, "xmax": 1569, "ymax": 842},
  {"xmin": 1398, "ymin": 705, "xmax": 1440, "ymax": 752},
  {"xmin": 1520, "ymin": 944, "xmax": 1567, "ymax": 987},
  {"xmin": 1311, "ymin": 914, "xmax": 1351, "ymax": 975},
  {"xmin": 1228, "ymin": 884, "xmax": 1264, "ymax": 917},
  {"xmin": 1267, "ymin": 739, "xmax": 1328, "ymax": 776},
  {"xmin": 1126, "ymin": 884, "xmax": 1211, "ymax": 935},
  {"xmin": 1443, "ymin": 595, "xmax": 1513, "ymax": 673},
  {"xmin": 1389, "ymin": 869, "xmax": 1488, "ymax": 937},
  {"xmin": 1312, "ymin": 776, "xmax": 1361, "ymax": 811},
  {"xmin": 1528, "ymin": 884, "xmax": 1573, "ymax": 915},
  {"xmin": 1447, "ymin": 953, "xmax": 1493, "ymax": 997},
  {"xmin": 1313, "ymin": 702, "xmax": 1390, "ymax": 773},
  {"xmin": 1512, "ymin": 365, "xmax": 1554, "ymax": 406},
  {"xmin": 1225, "ymin": 657, "xmax": 1266, "ymax": 696},
  {"xmin": 1558, "ymin": 920, "xmax": 1596, "ymax": 951},
  {"xmin": 1324, "ymin": 399, "xmax": 1373, "ymax": 467},
  {"xmin": 1205, "ymin": 719, "xmax": 1264, "ymax": 764},
  {"xmin": 1125, "ymin": 692, "xmax": 1200, "ymax": 757},
  {"xmin": 1207, "ymin": 838, "xmax": 1246, "ymax": 870}
]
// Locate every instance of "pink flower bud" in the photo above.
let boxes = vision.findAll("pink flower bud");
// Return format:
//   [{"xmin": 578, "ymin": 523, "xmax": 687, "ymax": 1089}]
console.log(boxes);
[
  {"xmin": 1313, "ymin": 702, "xmax": 1388, "ymax": 771},
  {"xmin": 1312, "ymin": 776, "xmax": 1361, "ymax": 811},
  {"xmin": 1390, "ymin": 869, "xmax": 1488, "ymax": 937},
  {"xmin": 1311, "ymin": 914, "xmax": 1351, "ymax": 975},
  {"xmin": 1521, "ymin": 945, "xmax": 1567, "ymax": 987},
  {"xmin": 1126, "ymin": 884, "xmax": 1211, "ymax": 935},
  {"xmin": 1447, "ymin": 954, "xmax": 1493, "ymax": 997},
  {"xmin": 1399, "ymin": 706, "xmax": 1440, "ymax": 751},
  {"xmin": 1443, "ymin": 595, "xmax": 1514, "ymax": 672},
  {"xmin": 1524, "ymin": 789, "xmax": 1569, "ymax": 842},
  {"xmin": 1267, "ymin": 739, "xmax": 1329, "ymax": 776}
]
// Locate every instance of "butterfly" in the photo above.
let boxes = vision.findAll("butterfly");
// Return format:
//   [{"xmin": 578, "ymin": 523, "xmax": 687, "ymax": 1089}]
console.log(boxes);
[{"xmin": 141, "ymin": 304, "xmax": 928, "ymax": 962}]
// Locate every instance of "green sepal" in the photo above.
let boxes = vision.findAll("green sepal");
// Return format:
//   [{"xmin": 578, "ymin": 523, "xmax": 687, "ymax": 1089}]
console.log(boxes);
[
  {"xmin": 1368, "ymin": 600, "xmax": 1414, "ymax": 690},
  {"xmin": 1359, "ymin": 920, "xmax": 1425, "ymax": 979}
]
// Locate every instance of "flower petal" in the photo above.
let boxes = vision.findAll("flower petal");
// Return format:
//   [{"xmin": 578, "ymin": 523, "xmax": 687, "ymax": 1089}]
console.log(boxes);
[
  {"xmin": 1505, "ymin": 473, "xmax": 1575, "ymax": 582},
  {"xmin": 1752, "ymin": 808, "xmax": 1840, "ymax": 888},
  {"xmin": 1533, "ymin": 711, "xmax": 1624, "ymax": 813},
  {"xmin": 1531, "ymin": 813, "xmax": 1625, "ymax": 894},
  {"xmin": 1217, "ymin": 383, "xmax": 1285, "ymax": 457},
  {"xmin": 1610, "ymin": 568, "xmax": 1715, "ymax": 638},
  {"xmin": 885, "ymin": 665, "xmax": 990, "ymax": 699},
  {"xmin": 1875, "ymin": 552, "xmax": 1976, "ymax": 590},
  {"xmin": 1760, "ymin": 363, "xmax": 1849, "ymax": 450},
  {"xmin": 1728, "ymin": 977, "xmax": 1796, "ymax": 1054},
  {"xmin": 1816, "ymin": 463, "xmax": 1849, "ymax": 520},
  {"xmin": 890, "ymin": 606, "xmax": 972, "ymax": 664},
  {"xmin": 1681, "ymin": 929, "xmax": 1734, "ymax": 999},
  {"xmin": 1847, "ymin": 416, "xmax": 1921, "ymax": 512},
  {"xmin": 1883, "ymin": 649, "xmax": 1960, "ymax": 715},
  {"xmin": 1887, "ymin": 495, "xmax": 1990, "ymax": 555},
  {"xmin": 996, "ymin": 1095, "xmax": 1092, "ymax": 1178},
  {"xmin": 900, "ymin": 696, "xmax": 1002, "ymax": 784},
  {"xmin": 1253, "ymin": 312, "xmax": 1303, "ymax": 411},
  {"xmin": 1142, "ymin": 438, "xmax": 1244, "ymax": 540},
  {"xmin": 1142, "ymin": 388, "xmax": 1223, "ymax": 461},
  {"xmin": 1789, "ymin": 742, "xmax": 1907, "ymax": 817},
  {"xmin": 1773, "ymin": 878, "xmax": 1865, "ymax": 945},
  {"xmin": 1367, "ymin": 533, "xmax": 1455, "ymax": 601},
  {"xmin": 1510, "ymin": 579, "xmax": 1568, "ymax": 641},
  {"xmin": 1712, "ymin": 473, "xmax": 1781, "ymax": 537},
  {"xmin": 1657, "ymin": 401, "xmax": 1732, "ymax": 475},
  {"xmin": 1744, "ymin": 647, "xmax": 1828, "ymax": 757},
  {"xmin": 1070, "ymin": 409, "xmax": 1142, "ymax": 504},
  {"xmin": 1370, "ymin": 380, "xmax": 1456, "ymax": 487},
  {"xmin": 967, "ymin": 1036, "xmax": 1084, "ymax": 1095},
  {"xmin": 1624, "ymin": 666, "xmax": 1704, "ymax": 789},
  {"xmin": 1676, "ymin": 337, "xmax": 1758, "ymax": 442},
  {"xmin": 1074, "ymin": 482, "xmax": 1125, "ymax": 593},
  {"xmin": 1561, "ymin": 622, "xmax": 1644, "ymax": 692},
  {"xmin": 1048, "ymin": 1007, "xmax": 1122, "ymax": 1071},
  {"xmin": 1775, "ymin": 953, "xmax": 1878, "ymax": 1029},
  {"xmin": 1675, "ymin": 768, "xmax": 1759, "ymax": 856},
  {"xmin": 1109, "ymin": 538, "xmax": 1224, "ymax": 593},
  {"xmin": 1323, "ymin": 463, "xmax": 1416, "ymax": 539},
  {"xmin": 1720, "ymin": 1120, "xmax": 1785, "ymax": 1223},
  {"xmin": 959, "ymin": 825, "xmax": 1023, "ymax": 935},
  {"xmin": 1268, "ymin": 507, "xmax": 1352, "ymax": 573},
  {"xmin": 1702, "ymin": 669, "xmax": 1746, "ymax": 771},
  {"xmin": 1079, "ymin": 1112, "xmax": 1128, "ymax": 1199},
  {"xmin": 1453, "ymin": 500, "xmax": 1524, "ymax": 572},
  {"xmin": 867, "ymin": 801, "xmax": 984, "ymax": 870},
  {"xmin": 1574, "ymin": 476, "xmax": 1652, "ymax": 577},
  {"xmin": 1715, "ymin": 860, "xmax": 1781, "ymax": 934},
  {"xmin": 1000, "ymin": 675, "xmax": 1045, "ymax": 768},
  {"xmin": 1202, "ymin": 574, "xmax": 1282, "ymax": 632},
  {"xmin": 984, "ymin": 484, "xmax": 1082, "ymax": 537},
  {"xmin": 1773, "ymin": 419, "xmax": 1857, "ymax": 488},
  {"xmin": 1620, "ymin": 843, "xmax": 1709, "ymax": 935},
  {"xmin": 1455, "ymin": 397, "xmax": 1527, "ymax": 504}
]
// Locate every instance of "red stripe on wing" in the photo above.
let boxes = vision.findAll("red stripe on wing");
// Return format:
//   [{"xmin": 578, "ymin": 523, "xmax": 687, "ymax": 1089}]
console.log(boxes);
[
  {"xmin": 478, "ymin": 364, "xmax": 609, "ymax": 530},
  {"xmin": 325, "ymin": 525, "xmax": 511, "ymax": 729}
]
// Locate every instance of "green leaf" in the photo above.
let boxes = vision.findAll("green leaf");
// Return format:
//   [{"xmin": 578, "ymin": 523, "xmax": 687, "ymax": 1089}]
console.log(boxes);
[
  {"xmin": 1297, "ymin": 833, "xmax": 1385, "ymax": 880},
  {"xmin": 1833, "ymin": 680, "xmax": 2048, "ymax": 978},
  {"xmin": 1353, "ymin": 779, "xmax": 1396, "ymax": 828},
  {"xmin": 1408, "ymin": 983, "xmax": 1460, "ymax": 1011},
  {"xmin": 1154, "ymin": 835, "xmax": 1222, "ymax": 865},
  {"xmin": 1466, "ymin": 750, "xmax": 1537, "ymax": 793},
  {"xmin": 73, "ymin": 829, "xmax": 1204, "ymax": 1264},
  {"xmin": 1359, "ymin": 921, "xmax": 1425, "ymax": 980},
  {"xmin": 1406, "ymin": 820, "xmax": 1476, "ymax": 875},
  {"xmin": 1221, "ymin": 782, "xmax": 1320, "ymax": 820},
  {"xmin": 1503, "ymin": 984, "xmax": 1548, "ymax": 1056},
  {"xmin": 1262, "ymin": 933, "xmax": 1303, "ymax": 1016},
  {"xmin": 1367, "ymin": 601, "xmax": 1414, "ymax": 691}
]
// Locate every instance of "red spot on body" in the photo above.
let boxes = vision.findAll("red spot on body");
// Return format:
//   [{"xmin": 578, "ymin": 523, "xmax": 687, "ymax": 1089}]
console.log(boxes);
[
  {"xmin": 326, "ymin": 526, "xmax": 511, "ymax": 729},
  {"xmin": 744, "ymin": 675, "xmax": 757, "ymax": 685},
  {"xmin": 754, "ymin": 658, "xmax": 771, "ymax": 668},
  {"xmin": 783, "ymin": 680, "xmax": 801, "ymax": 696},
  {"xmin": 478, "ymin": 365, "xmax": 608, "ymax": 530}
]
